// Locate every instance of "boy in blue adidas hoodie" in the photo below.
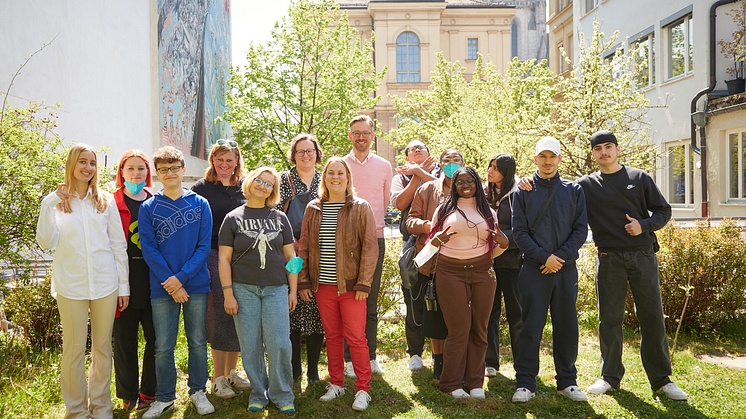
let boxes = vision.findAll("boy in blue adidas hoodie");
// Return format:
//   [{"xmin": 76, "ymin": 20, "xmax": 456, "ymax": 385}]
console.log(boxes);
[{"xmin": 138, "ymin": 146, "xmax": 215, "ymax": 418}]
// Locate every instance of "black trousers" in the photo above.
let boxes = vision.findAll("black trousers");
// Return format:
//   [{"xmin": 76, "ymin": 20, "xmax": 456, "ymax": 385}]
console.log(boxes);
[
  {"xmin": 485, "ymin": 266, "xmax": 523, "ymax": 369},
  {"xmin": 113, "ymin": 304, "xmax": 157, "ymax": 400},
  {"xmin": 403, "ymin": 274, "xmax": 428, "ymax": 357}
]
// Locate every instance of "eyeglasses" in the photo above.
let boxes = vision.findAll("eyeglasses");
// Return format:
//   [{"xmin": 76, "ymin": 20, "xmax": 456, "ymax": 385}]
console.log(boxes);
[
  {"xmin": 156, "ymin": 166, "xmax": 183, "ymax": 174},
  {"xmin": 253, "ymin": 178, "xmax": 274, "ymax": 189},
  {"xmin": 454, "ymin": 178, "xmax": 476, "ymax": 188},
  {"xmin": 295, "ymin": 148, "xmax": 316, "ymax": 157},
  {"xmin": 441, "ymin": 157, "xmax": 463, "ymax": 164},
  {"xmin": 408, "ymin": 145, "xmax": 427, "ymax": 152},
  {"xmin": 217, "ymin": 139, "xmax": 238, "ymax": 147},
  {"xmin": 351, "ymin": 131, "xmax": 373, "ymax": 137}
]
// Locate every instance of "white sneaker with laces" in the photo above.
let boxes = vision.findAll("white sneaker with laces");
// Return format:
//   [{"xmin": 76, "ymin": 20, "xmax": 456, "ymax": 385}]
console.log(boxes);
[
  {"xmin": 656, "ymin": 382, "xmax": 688, "ymax": 401},
  {"xmin": 344, "ymin": 362, "xmax": 357, "ymax": 378},
  {"xmin": 512, "ymin": 387, "xmax": 535, "ymax": 403},
  {"xmin": 408, "ymin": 355, "xmax": 423, "ymax": 370},
  {"xmin": 143, "ymin": 401, "xmax": 174, "ymax": 419},
  {"xmin": 470, "ymin": 388, "xmax": 486, "ymax": 399},
  {"xmin": 320, "ymin": 383, "xmax": 345, "ymax": 401},
  {"xmin": 558, "ymin": 385, "xmax": 588, "ymax": 401},
  {"xmin": 587, "ymin": 378, "xmax": 613, "ymax": 395},
  {"xmin": 190, "ymin": 390, "xmax": 215, "ymax": 415},
  {"xmin": 485, "ymin": 366, "xmax": 498, "ymax": 377},
  {"xmin": 352, "ymin": 390, "xmax": 371, "ymax": 411},
  {"xmin": 228, "ymin": 369, "xmax": 251, "ymax": 390},
  {"xmin": 370, "ymin": 359, "xmax": 384, "ymax": 374},
  {"xmin": 450, "ymin": 389, "xmax": 470, "ymax": 399},
  {"xmin": 212, "ymin": 375, "xmax": 236, "ymax": 399}
]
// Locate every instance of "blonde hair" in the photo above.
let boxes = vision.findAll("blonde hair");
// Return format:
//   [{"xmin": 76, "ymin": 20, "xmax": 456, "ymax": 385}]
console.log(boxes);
[
  {"xmin": 204, "ymin": 142, "xmax": 245, "ymax": 185},
  {"xmin": 242, "ymin": 167, "xmax": 281, "ymax": 207},
  {"xmin": 349, "ymin": 114, "xmax": 374, "ymax": 131},
  {"xmin": 59, "ymin": 144, "xmax": 109, "ymax": 214},
  {"xmin": 319, "ymin": 157, "xmax": 356, "ymax": 202}
]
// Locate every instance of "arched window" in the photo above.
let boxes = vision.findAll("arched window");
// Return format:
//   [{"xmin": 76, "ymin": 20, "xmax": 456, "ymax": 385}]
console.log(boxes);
[{"xmin": 397, "ymin": 32, "xmax": 420, "ymax": 83}]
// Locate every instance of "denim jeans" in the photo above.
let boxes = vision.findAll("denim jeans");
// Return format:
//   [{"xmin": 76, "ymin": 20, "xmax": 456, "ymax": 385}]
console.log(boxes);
[
  {"xmin": 232, "ymin": 283, "xmax": 294, "ymax": 408},
  {"xmin": 151, "ymin": 293, "xmax": 208, "ymax": 402}
]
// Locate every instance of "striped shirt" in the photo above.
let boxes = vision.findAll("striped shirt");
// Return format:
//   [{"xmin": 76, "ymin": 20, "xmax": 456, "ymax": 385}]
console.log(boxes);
[{"xmin": 319, "ymin": 202, "xmax": 345, "ymax": 285}]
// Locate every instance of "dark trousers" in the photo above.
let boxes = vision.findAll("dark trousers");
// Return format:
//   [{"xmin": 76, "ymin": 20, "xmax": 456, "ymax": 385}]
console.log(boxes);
[
  {"xmin": 485, "ymin": 266, "xmax": 523, "ymax": 369},
  {"xmin": 290, "ymin": 331, "xmax": 324, "ymax": 381},
  {"xmin": 403, "ymin": 274, "xmax": 428, "ymax": 357},
  {"xmin": 514, "ymin": 263, "xmax": 579, "ymax": 392},
  {"xmin": 345, "ymin": 237, "xmax": 384, "ymax": 361},
  {"xmin": 437, "ymin": 254, "xmax": 496, "ymax": 393},
  {"xmin": 596, "ymin": 248, "xmax": 672, "ymax": 391},
  {"xmin": 113, "ymin": 305, "xmax": 156, "ymax": 400}
]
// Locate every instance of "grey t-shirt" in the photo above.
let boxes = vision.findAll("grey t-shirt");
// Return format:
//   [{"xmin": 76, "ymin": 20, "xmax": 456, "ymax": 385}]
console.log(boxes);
[{"xmin": 218, "ymin": 206, "xmax": 294, "ymax": 286}]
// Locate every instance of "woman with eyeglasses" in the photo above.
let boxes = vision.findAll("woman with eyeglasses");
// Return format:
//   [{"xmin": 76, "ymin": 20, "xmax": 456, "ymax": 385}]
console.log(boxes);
[
  {"xmin": 426, "ymin": 166, "xmax": 509, "ymax": 399},
  {"xmin": 191, "ymin": 139, "xmax": 251, "ymax": 398},
  {"xmin": 218, "ymin": 167, "xmax": 298, "ymax": 413},
  {"xmin": 36, "ymin": 144, "xmax": 129, "ymax": 418},
  {"xmin": 298, "ymin": 157, "xmax": 378, "ymax": 411},
  {"xmin": 404, "ymin": 148, "xmax": 463, "ymax": 380},
  {"xmin": 277, "ymin": 133, "xmax": 325, "ymax": 385}
]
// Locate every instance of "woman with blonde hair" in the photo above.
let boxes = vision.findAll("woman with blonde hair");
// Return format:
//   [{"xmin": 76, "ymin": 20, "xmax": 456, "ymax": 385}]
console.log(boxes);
[
  {"xmin": 37, "ymin": 144, "xmax": 129, "ymax": 418},
  {"xmin": 218, "ymin": 166, "xmax": 298, "ymax": 413},
  {"xmin": 191, "ymin": 139, "xmax": 251, "ymax": 397}
]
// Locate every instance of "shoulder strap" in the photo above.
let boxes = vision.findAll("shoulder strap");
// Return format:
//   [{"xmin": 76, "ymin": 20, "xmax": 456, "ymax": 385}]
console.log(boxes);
[
  {"xmin": 282, "ymin": 172, "xmax": 297, "ymax": 213},
  {"xmin": 529, "ymin": 181, "xmax": 559, "ymax": 236},
  {"xmin": 604, "ymin": 177, "xmax": 637, "ymax": 213}
]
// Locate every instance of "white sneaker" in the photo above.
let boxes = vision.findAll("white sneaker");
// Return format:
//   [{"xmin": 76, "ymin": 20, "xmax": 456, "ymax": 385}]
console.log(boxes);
[
  {"xmin": 470, "ymin": 388, "xmax": 486, "ymax": 399},
  {"xmin": 352, "ymin": 390, "xmax": 371, "ymax": 411},
  {"xmin": 370, "ymin": 359, "xmax": 384, "ymax": 374},
  {"xmin": 449, "ymin": 389, "xmax": 470, "ymax": 399},
  {"xmin": 408, "ymin": 355, "xmax": 423, "ymax": 370},
  {"xmin": 344, "ymin": 362, "xmax": 357, "ymax": 378},
  {"xmin": 512, "ymin": 387, "xmax": 535, "ymax": 403},
  {"xmin": 212, "ymin": 375, "xmax": 236, "ymax": 399},
  {"xmin": 190, "ymin": 390, "xmax": 215, "ymax": 415},
  {"xmin": 656, "ymin": 382, "xmax": 688, "ymax": 401},
  {"xmin": 558, "ymin": 385, "xmax": 588, "ymax": 401},
  {"xmin": 319, "ymin": 384, "xmax": 345, "ymax": 401},
  {"xmin": 227, "ymin": 369, "xmax": 251, "ymax": 390},
  {"xmin": 587, "ymin": 378, "xmax": 614, "ymax": 395},
  {"xmin": 143, "ymin": 401, "xmax": 174, "ymax": 419},
  {"xmin": 485, "ymin": 366, "xmax": 498, "ymax": 377}
]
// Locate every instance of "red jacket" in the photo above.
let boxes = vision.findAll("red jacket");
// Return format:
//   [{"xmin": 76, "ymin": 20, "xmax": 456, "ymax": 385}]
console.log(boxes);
[{"xmin": 114, "ymin": 188, "xmax": 153, "ymax": 239}]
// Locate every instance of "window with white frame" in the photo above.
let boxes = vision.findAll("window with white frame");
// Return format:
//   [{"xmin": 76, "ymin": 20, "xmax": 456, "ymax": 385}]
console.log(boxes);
[
  {"xmin": 585, "ymin": 0, "xmax": 600, "ymax": 14},
  {"xmin": 665, "ymin": 14, "xmax": 693, "ymax": 79},
  {"xmin": 558, "ymin": 42, "xmax": 565, "ymax": 73},
  {"xmin": 603, "ymin": 46, "xmax": 624, "ymax": 80},
  {"xmin": 397, "ymin": 32, "xmax": 420, "ymax": 83},
  {"xmin": 728, "ymin": 130, "xmax": 746, "ymax": 200},
  {"xmin": 667, "ymin": 143, "xmax": 695, "ymax": 205},
  {"xmin": 632, "ymin": 33, "xmax": 655, "ymax": 88},
  {"xmin": 468, "ymin": 38, "xmax": 478, "ymax": 60}
]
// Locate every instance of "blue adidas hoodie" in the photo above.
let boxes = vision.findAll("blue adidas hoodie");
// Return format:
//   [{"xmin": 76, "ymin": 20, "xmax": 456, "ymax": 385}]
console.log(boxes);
[{"xmin": 139, "ymin": 187, "xmax": 212, "ymax": 298}]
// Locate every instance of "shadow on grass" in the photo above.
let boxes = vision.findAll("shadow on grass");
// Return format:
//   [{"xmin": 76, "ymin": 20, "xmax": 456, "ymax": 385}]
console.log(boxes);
[{"xmin": 607, "ymin": 388, "xmax": 713, "ymax": 419}]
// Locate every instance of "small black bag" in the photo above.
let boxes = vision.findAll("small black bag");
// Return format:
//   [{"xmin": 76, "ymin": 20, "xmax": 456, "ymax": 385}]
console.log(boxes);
[
  {"xmin": 398, "ymin": 235, "xmax": 419, "ymax": 289},
  {"xmin": 283, "ymin": 173, "xmax": 311, "ymax": 240}
]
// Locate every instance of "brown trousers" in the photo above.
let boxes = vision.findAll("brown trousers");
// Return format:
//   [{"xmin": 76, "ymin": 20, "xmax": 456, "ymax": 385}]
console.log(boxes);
[{"xmin": 436, "ymin": 253, "xmax": 496, "ymax": 393}]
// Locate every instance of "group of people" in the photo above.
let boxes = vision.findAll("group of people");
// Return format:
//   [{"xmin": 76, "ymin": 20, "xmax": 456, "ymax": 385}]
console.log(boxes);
[{"xmin": 36, "ymin": 114, "xmax": 687, "ymax": 419}]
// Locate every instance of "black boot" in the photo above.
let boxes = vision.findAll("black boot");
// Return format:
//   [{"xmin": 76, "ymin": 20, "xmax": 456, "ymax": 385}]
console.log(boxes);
[{"xmin": 433, "ymin": 353, "xmax": 444, "ymax": 380}]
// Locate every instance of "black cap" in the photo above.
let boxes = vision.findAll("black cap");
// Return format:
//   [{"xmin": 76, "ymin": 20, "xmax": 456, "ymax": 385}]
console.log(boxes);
[{"xmin": 590, "ymin": 130, "xmax": 618, "ymax": 148}]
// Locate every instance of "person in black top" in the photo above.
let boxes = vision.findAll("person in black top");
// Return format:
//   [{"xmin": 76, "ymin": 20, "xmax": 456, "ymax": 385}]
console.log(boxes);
[
  {"xmin": 581, "ymin": 130, "xmax": 687, "ymax": 400},
  {"xmin": 191, "ymin": 140, "xmax": 251, "ymax": 398}
]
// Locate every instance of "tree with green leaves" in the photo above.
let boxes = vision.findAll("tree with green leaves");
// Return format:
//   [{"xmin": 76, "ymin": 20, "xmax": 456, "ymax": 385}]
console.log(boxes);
[{"xmin": 224, "ymin": 0, "xmax": 385, "ymax": 170}]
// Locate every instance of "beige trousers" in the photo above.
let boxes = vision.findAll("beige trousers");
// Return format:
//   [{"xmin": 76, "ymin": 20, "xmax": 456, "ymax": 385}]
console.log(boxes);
[{"xmin": 57, "ymin": 292, "xmax": 117, "ymax": 419}]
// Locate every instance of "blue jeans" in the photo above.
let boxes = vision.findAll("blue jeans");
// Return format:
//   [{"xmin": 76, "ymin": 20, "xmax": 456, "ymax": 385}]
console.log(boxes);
[
  {"xmin": 232, "ymin": 283, "xmax": 294, "ymax": 408},
  {"xmin": 151, "ymin": 293, "xmax": 208, "ymax": 402}
]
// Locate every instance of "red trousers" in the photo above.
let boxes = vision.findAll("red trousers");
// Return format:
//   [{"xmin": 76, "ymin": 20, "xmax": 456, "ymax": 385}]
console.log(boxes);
[{"xmin": 315, "ymin": 284, "xmax": 371, "ymax": 392}]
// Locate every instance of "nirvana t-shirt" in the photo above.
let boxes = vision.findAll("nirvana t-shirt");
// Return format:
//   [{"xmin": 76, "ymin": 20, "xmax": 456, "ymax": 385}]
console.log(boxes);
[
  {"xmin": 218, "ymin": 206, "xmax": 294, "ymax": 286},
  {"xmin": 123, "ymin": 193, "xmax": 151, "ymax": 309}
]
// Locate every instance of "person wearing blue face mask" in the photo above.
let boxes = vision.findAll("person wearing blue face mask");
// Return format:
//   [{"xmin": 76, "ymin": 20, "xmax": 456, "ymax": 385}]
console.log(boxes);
[
  {"xmin": 112, "ymin": 150, "xmax": 156, "ymax": 411},
  {"xmin": 404, "ymin": 148, "xmax": 463, "ymax": 380}
]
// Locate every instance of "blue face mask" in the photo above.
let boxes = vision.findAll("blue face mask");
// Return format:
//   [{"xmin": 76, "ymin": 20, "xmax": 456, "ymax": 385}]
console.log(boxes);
[
  {"xmin": 124, "ymin": 181, "xmax": 146, "ymax": 195},
  {"xmin": 442, "ymin": 163, "xmax": 461, "ymax": 179}
]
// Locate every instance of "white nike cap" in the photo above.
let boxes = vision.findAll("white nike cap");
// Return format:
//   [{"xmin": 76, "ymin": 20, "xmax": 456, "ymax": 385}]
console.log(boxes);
[{"xmin": 535, "ymin": 137, "xmax": 561, "ymax": 156}]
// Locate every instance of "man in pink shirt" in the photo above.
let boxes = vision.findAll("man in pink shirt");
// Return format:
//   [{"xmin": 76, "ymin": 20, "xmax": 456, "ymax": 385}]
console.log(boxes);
[{"xmin": 342, "ymin": 115, "xmax": 393, "ymax": 376}]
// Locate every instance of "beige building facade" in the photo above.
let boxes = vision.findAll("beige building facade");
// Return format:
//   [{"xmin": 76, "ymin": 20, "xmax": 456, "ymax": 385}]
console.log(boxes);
[{"xmin": 547, "ymin": 0, "xmax": 573, "ymax": 76}]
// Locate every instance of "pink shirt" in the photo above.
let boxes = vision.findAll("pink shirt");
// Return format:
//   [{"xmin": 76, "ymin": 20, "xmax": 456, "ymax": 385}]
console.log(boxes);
[
  {"xmin": 344, "ymin": 152, "xmax": 393, "ymax": 238},
  {"xmin": 431, "ymin": 197, "xmax": 497, "ymax": 259}
]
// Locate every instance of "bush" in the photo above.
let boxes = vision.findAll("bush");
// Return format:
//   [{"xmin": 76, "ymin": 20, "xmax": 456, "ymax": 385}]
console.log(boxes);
[
  {"xmin": 3, "ymin": 275, "xmax": 61, "ymax": 349},
  {"xmin": 657, "ymin": 219, "xmax": 746, "ymax": 332},
  {"xmin": 378, "ymin": 238, "xmax": 404, "ymax": 321}
]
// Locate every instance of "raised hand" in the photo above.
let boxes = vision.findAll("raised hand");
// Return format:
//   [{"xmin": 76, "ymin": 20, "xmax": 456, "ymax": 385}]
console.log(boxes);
[{"xmin": 624, "ymin": 214, "xmax": 642, "ymax": 236}]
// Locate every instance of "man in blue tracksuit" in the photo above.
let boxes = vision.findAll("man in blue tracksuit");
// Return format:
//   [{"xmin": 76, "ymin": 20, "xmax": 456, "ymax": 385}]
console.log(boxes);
[{"xmin": 511, "ymin": 137, "xmax": 588, "ymax": 403}]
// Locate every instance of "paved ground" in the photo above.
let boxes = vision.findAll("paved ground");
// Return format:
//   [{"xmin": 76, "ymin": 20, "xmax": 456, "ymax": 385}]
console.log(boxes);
[{"xmin": 696, "ymin": 354, "xmax": 746, "ymax": 369}]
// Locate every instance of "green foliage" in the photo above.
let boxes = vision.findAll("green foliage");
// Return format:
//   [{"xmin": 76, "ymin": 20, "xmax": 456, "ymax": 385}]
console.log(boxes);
[
  {"xmin": 656, "ymin": 219, "xmax": 746, "ymax": 332},
  {"xmin": 225, "ymin": 0, "xmax": 385, "ymax": 171},
  {"xmin": 378, "ymin": 237, "xmax": 404, "ymax": 321},
  {"xmin": 2, "ymin": 276, "xmax": 61, "ymax": 349}
]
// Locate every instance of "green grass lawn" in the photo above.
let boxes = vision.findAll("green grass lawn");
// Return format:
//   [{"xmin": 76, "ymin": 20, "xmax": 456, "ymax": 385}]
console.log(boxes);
[{"xmin": 1, "ymin": 320, "xmax": 745, "ymax": 418}]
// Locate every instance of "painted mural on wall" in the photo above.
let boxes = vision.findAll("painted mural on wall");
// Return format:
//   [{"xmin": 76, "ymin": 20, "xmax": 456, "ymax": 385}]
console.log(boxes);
[{"xmin": 158, "ymin": 0, "xmax": 231, "ymax": 160}]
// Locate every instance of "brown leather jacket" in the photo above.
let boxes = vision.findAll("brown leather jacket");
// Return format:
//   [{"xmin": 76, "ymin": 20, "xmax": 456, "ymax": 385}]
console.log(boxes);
[
  {"xmin": 405, "ymin": 177, "xmax": 450, "ymax": 276},
  {"xmin": 298, "ymin": 195, "xmax": 378, "ymax": 295}
]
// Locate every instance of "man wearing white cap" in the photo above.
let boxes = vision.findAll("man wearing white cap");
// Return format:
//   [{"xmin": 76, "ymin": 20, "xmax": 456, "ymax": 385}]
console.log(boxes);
[{"xmin": 510, "ymin": 137, "xmax": 588, "ymax": 403}]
